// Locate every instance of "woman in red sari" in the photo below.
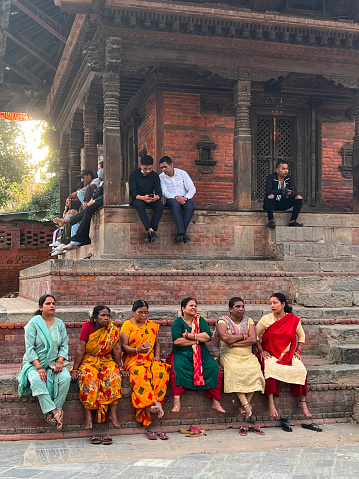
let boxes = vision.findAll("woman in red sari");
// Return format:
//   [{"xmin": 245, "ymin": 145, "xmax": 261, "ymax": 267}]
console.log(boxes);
[{"xmin": 256, "ymin": 293, "xmax": 311, "ymax": 419}]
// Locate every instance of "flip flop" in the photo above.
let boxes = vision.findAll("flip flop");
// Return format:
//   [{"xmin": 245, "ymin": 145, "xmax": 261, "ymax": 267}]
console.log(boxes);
[
  {"xmin": 239, "ymin": 426, "xmax": 249, "ymax": 436},
  {"xmin": 90, "ymin": 434, "xmax": 102, "ymax": 444},
  {"xmin": 179, "ymin": 426, "xmax": 206, "ymax": 437},
  {"xmin": 302, "ymin": 423, "xmax": 322, "ymax": 432},
  {"xmin": 280, "ymin": 417, "xmax": 292, "ymax": 432},
  {"xmin": 102, "ymin": 434, "xmax": 113, "ymax": 445},
  {"xmin": 248, "ymin": 425, "xmax": 265, "ymax": 436},
  {"xmin": 146, "ymin": 431, "xmax": 157, "ymax": 440},
  {"xmin": 156, "ymin": 432, "xmax": 169, "ymax": 440}
]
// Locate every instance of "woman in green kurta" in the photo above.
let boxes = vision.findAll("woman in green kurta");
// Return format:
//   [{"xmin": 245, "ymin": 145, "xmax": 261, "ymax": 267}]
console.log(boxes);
[
  {"xmin": 18, "ymin": 294, "xmax": 71, "ymax": 430},
  {"xmin": 166, "ymin": 297, "xmax": 225, "ymax": 413}
]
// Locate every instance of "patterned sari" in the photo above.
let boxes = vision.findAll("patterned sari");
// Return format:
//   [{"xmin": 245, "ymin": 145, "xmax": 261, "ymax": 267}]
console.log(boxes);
[
  {"xmin": 121, "ymin": 319, "xmax": 170, "ymax": 427},
  {"xmin": 78, "ymin": 321, "xmax": 122, "ymax": 423}
]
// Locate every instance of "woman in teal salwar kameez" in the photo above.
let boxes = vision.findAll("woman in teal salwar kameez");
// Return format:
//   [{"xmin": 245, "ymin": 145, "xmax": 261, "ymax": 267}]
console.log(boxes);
[{"xmin": 18, "ymin": 294, "xmax": 71, "ymax": 430}]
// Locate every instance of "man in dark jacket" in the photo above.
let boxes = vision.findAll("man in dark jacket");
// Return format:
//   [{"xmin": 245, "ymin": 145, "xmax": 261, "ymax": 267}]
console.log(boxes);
[
  {"xmin": 129, "ymin": 154, "xmax": 164, "ymax": 243},
  {"xmin": 263, "ymin": 159, "xmax": 303, "ymax": 229}
]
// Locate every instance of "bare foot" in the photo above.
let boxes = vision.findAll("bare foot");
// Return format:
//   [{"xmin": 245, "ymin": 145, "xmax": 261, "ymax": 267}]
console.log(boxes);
[
  {"xmin": 155, "ymin": 402, "xmax": 164, "ymax": 419},
  {"xmin": 244, "ymin": 404, "xmax": 252, "ymax": 420},
  {"xmin": 212, "ymin": 400, "xmax": 225, "ymax": 413},
  {"xmin": 239, "ymin": 406, "xmax": 246, "ymax": 417},
  {"xmin": 108, "ymin": 414, "xmax": 120, "ymax": 427},
  {"xmin": 146, "ymin": 405, "xmax": 160, "ymax": 414},
  {"xmin": 84, "ymin": 409, "xmax": 93, "ymax": 429},
  {"xmin": 51, "ymin": 217, "xmax": 64, "ymax": 227},
  {"xmin": 299, "ymin": 400, "xmax": 312, "ymax": 418},
  {"xmin": 172, "ymin": 401, "xmax": 180, "ymax": 413},
  {"xmin": 269, "ymin": 403, "xmax": 278, "ymax": 418}
]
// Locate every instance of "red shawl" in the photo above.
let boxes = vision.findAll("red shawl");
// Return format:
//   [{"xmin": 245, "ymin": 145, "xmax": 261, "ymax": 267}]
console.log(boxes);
[{"xmin": 261, "ymin": 313, "xmax": 300, "ymax": 366}]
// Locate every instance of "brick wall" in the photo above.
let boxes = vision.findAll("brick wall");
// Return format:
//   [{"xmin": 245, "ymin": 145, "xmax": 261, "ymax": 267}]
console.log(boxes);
[
  {"xmin": 0, "ymin": 222, "xmax": 54, "ymax": 296},
  {"xmin": 321, "ymin": 122, "xmax": 354, "ymax": 210}
]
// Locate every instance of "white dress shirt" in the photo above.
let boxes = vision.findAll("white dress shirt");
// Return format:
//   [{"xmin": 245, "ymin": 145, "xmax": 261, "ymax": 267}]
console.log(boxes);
[{"xmin": 159, "ymin": 168, "xmax": 196, "ymax": 199}]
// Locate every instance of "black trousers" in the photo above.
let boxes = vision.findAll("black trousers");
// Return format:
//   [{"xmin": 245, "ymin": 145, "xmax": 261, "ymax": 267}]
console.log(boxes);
[
  {"xmin": 74, "ymin": 199, "xmax": 103, "ymax": 241},
  {"xmin": 264, "ymin": 196, "xmax": 303, "ymax": 222},
  {"xmin": 165, "ymin": 198, "xmax": 194, "ymax": 234},
  {"xmin": 131, "ymin": 199, "xmax": 164, "ymax": 231}
]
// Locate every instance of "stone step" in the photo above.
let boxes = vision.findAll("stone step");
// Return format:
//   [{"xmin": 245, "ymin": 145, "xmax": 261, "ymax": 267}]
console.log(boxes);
[
  {"xmin": 307, "ymin": 363, "xmax": 359, "ymax": 384},
  {"xmin": 295, "ymin": 292, "xmax": 354, "ymax": 308},
  {"xmin": 275, "ymin": 226, "xmax": 354, "ymax": 245},
  {"xmin": 328, "ymin": 345, "xmax": 359, "ymax": 365},
  {"xmin": 291, "ymin": 276, "xmax": 359, "ymax": 293},
  {"xmin": 276, "ymin": 243, "xmax": 359, "ymax": 260},
  {"xmin": 319, "ymin": 325, "xmax": 359, "ymax": 344}
]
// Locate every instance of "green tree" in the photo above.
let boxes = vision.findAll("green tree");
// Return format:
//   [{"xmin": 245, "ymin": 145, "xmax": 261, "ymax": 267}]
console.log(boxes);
[{"xmin": 0, "ymin": 118, "xmax": 31, "ymax": 183}]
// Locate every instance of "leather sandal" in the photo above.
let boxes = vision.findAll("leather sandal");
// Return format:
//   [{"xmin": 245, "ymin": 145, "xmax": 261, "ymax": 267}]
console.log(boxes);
[
  {"xmin": 146, "ymin": 430, "xmax": 157, "ymax": 440},
  {"xmin": 248, "ymin": 425, "xmax": 265, "ymax": 435},
  {"xmin": 239, "ymin": 426, "xmax": 249, "ymax": 436},
  {"xmin": 156, "ymin": 432, "xmax": 169, "ymax": 440}
]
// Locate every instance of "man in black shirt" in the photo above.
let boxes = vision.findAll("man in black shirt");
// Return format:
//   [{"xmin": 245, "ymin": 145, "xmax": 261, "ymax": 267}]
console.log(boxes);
[
  {"xmin": 263, "ymin": 159, "xmax": 303, "ymax": 229},
  {"xmin": 129, "ymin": 154, "xmax": 164, "ymax": 243}
]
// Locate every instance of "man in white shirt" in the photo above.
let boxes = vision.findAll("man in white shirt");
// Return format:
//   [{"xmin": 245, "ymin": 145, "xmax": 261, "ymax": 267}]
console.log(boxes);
[{"xmin": 159, "ymin": 156, "xmax": 196, "ymax": 243}]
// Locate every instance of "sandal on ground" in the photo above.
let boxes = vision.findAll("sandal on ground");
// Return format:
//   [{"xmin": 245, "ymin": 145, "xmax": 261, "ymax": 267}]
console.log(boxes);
[
  {"xmin": 90, "ymin": 434, "xmax": 102, "ymax": 444},
  {"xmin": 239, "ymin": 426, "xmax": 249, "ymax": 436},
  {"xmin": 156, "ymin": 432, "xmax": 169, "ymax": 440},
  {"xmin": 302, "ymin": 423, "xmax": 322, "ymax": 432},
  {"xmin": 248, "ymin": 425, "xmax": 265, "ymax": 436},
  {"xmin": 53, "ymin": 410, "xmax": 63, "ymax": 431},
  {"xmin": 102, "ymin": 434, "xmax": 113, "ymax": 445},
  {"xmin": 44, "ymin": 413, "xmax": 56, "ymax": 426},
  {"xmin": 146, "ymin": 431, "xmax": 157, "ymax": 440},
  {"xmin": 280, "ymin": 417, "xmax": 292, "ymax": 432},
  {"xmin": 179, "ymin": 425, "xmax": 206, "ymax": 437}
]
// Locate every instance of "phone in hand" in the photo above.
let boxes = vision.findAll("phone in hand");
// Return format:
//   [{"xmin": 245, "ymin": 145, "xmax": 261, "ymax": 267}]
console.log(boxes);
[
  {"xmin": 148, "ymin": 194, "xmax": 154, "ymax": 198},
  {"xmin": 142, "ymin": 340, "xmax": 152, "ymax": 348}
]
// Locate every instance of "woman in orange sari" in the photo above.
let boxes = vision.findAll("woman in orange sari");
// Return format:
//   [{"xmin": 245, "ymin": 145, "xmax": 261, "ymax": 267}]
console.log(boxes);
[
  {"xmin": 71, "ymin": 305, "xmax": 123, "ymax": 440},
  {"xmin": 120, "ymin": 300, "xmax": 170, "ymax": 440}
]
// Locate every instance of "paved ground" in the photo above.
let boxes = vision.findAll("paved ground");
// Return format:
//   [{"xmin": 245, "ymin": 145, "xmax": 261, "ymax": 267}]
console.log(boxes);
[{"xmin": 1, "ymin": 422, "xmax": 359, "ymax": 478}]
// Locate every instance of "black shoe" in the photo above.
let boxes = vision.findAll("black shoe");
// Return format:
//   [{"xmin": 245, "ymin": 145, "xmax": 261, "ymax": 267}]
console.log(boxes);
[
  {"xmin": 267, "ymin": 220, "xmax": 276, "ymax": 229},
  {"xmin": 174, "ymin": 234, "xmax": 184, "ymax": 244},
  {"xmin": 70, "ymin": 235, "xmax": 91, "ymax": 246},
  {"xmin": 280, "ymin": 417, "xmax": 292, "ymax": 432},
  {"xmin": 150, "ymin": 232, "xmax": 158, "ymax": 242},
  {"xmin": 289, "ymin": 221, "xmax": 303, "ymax": 227},
  {"xmin": 183, "ymin": 233, "xmax": 191, "ymax": 244},
  {"xmin": 144, "ymin": 232, "xmax": 151, "ymax": 243}
]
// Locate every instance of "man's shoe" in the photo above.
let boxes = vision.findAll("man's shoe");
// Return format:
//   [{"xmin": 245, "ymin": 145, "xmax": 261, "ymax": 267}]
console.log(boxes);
[
  {"xmin": 49, "ymin": 241, "xmax": 61, "ymax": 247},
  {"xmin": 267, "ymin": 220, "xmax": 276, "ymax": 229},
  {"xmin": 150, "ymin": 232, "xmax": 158, "ymax": 242},
  {"xmin": 289, "ymin": 221, "xmax": 303, "ymax": 227},
  {"xmin": 183, "ymin": 233, "xmax": 191, "ymax": 244},
  {"xmin": 174, "ymin": 234, "xmax": 184, "ymax": 244},
  {"xmin": 144, "ymin": 232, "xmax": 152, "ymax": 243}
]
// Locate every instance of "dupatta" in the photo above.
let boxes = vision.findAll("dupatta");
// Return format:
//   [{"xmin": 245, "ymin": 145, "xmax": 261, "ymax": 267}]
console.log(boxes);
[
  {"xmin": 192, "ymin": 314, "xmax": 205, "ymax": 386},
  {"xmin": 261, "ymin": 313, "xmax": 300, "ymax": 366}
]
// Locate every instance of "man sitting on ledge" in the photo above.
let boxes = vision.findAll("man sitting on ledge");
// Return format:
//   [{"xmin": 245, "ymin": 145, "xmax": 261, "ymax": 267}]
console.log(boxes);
[
  {"xmin": 159, "ymin": 155, "xmax": 196, "ymax": 244},
  {"xmin": 263, "ymin": 159, "xmax": 303, "ymax": 229},
  {"xmin": 129, "ymin": 154, "xmax": 163, "ymax": 243}
]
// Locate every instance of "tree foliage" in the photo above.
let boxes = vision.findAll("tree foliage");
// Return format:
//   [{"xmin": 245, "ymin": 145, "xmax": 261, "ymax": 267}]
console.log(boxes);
[{"xmin": 0, "ymin": 118, "xmax": 31, "ymax": 183}]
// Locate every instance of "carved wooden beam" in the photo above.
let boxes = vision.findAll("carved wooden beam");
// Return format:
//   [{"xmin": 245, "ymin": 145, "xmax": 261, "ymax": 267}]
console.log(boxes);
[
  {"xmin": 1, "ymin": 56, "xmax": 50, "ymax": 91},
  {"xmin": 11, "ymin": 0, "xmax": 69, "ymax": 43},
  {"xmin": 352, "ymin": 92, "xmax": 359, "ymax": 212},
  {"xmin": 5, "ymin": 28, "xmax": 58, "ymax": 71}
]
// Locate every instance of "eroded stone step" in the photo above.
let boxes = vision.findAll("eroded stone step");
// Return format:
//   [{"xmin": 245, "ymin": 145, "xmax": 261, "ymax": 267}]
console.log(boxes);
[
  {"xmin": 276, "ymin": 243, "xmax": 359, "ymax": 260},
  {"xmin": 275, "ymin": 226, "xmax": 354, "ymax": 245},
  {"xmin": 307, "ymin": 363, "xmax": 359, "ymax": 384},
  {"xmin": 329, "ymin": 345, "xmax": 359, "ymax": 365},
  {"xmin": 295, "ymin": 292, "xmax": 355, "ymax": 308},
  {"xmin": 320, "ymin": 325, "xmax": 359, "ymax": 344},
  {"xmin": 291, "ymin": 276, "xmax": 359, "ymax": 293}
]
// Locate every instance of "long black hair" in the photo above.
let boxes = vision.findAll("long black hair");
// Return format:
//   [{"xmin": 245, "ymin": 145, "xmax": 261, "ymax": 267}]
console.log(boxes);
[
  {"xmin": 270, "ymin": 292, "xmax": 293, "ymax": 313},
  {"xmin": 90, "ymin": 305, "xmax": 111, "ymax": 323},
  {"xmin": 132, "ymin": 300, "xmax": 149, "ymax": 312},
  {"xmin": 35, "ymin": 294, "xmax": 55, "ymax": 316},
  {"xmin": 180, "ymin": 297, "xmax": 197, "ymax": 316}
]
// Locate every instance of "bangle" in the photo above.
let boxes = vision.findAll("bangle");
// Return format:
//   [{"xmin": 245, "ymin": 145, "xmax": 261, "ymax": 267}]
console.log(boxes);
[
  {"xmin": 135, "ymin": 347, "xmax": 138, "ymax": 354},
  {"xmin": 72, "ymin": 369, "xmax": 78, "ymax": 372},
  {"xmin": 185, "ymin": 331, "xmax": 189, "ymax": 339},
  {"xmin": 36, "ymin": 367, "xmax": 44, "ymax": 371},
  {"xmin": 295, "ymin": 349, "xmax": 302, "ymax": 354},
  {"xmin": 194, "ymin": 333, "xmax": 197, "ymax": 341},
  {"xmin": 258, "ymin": 349, "xmax": 264, "ymax": 353}
]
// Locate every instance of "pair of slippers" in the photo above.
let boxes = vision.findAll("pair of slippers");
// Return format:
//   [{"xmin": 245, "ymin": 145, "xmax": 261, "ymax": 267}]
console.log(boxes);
[
  {"xmin": 179, "ymin": 425, "xmax": 206, "ymax": 437},
  {"xmin": 280, "ymin": 418, "xmax": 322, "ymax": 433},
  {"xmin": 239, "ymin": 425, "xmax": 265, "ymax": 436},
  {"xmin": 90, "ymin": 433, "xmax": 112, "ymax": 445},
  {"xmin": 146, "ymin": 431, "xmax": 168, "ymax": 440}
]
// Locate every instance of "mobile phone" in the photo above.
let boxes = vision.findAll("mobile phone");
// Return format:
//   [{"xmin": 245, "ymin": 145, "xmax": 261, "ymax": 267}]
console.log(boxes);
[{"xmin": 148, "ymin": 194, "xmax": 154, "ymax": 198}]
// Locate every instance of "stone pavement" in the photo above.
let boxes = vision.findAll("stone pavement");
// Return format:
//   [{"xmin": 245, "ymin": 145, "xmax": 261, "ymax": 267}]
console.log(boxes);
[{"xmin": 0, "ymin": 422, "xmax": 359, "ymax": 478}]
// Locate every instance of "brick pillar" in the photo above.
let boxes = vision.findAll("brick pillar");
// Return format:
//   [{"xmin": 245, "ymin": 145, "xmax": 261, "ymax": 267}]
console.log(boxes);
[
  {"xmin": 83, "ymin": 102, "xmax": 98, "ymax": 174},
  {"xmin": 69, "ymin": 117, "xmax": 83, "ymax": 194},
  {"xmin": 353, "ymin": 93, "xmax": 359, "ymax": 212},
  {"xmin": 59, "ymin": 132, "xmax": 70, "ymax": 212},
  {"xmin": 233, "ymin": 80, "xmax": 252, "ymax": 209},
  {"xmin": 103, "ymin": 37, "xmax": 122, "ymax": 205}
]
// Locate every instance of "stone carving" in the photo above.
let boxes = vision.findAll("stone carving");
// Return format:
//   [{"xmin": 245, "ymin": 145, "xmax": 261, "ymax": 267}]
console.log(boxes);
[
  {"xmin": 339, "ymin": 142, "xmax": 353, "ymax": 179},
  {"xmin": 83, "ymin": 31, "xmax": 105, "ymax": 71},
  {"xmin": 195, "ymin": 134, "xmax": 217, "ymax": 174},
  {"xmin": 105, "ymin": 37, "xmax": 122, "ymax": 71}
]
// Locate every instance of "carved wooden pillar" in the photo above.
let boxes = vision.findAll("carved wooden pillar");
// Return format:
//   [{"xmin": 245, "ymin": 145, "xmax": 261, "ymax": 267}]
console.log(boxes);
[
  {"xmin": 103, "ymin": 37, "xmax": 122, "ymax": 205},
  {"xmin": 233, "ymin": 80, "xmax": 252, "ymax": 209},
  {"xmin": 83, "ymin": 102, "xmax": 98, "ymax": 174},
  {"xmin": 69, "ymin": 115, "xmax": 83, "ymax": 194},
  {"xmin": 59, "ymin": 132, "xmax": 70, "ymax": 212},
  {"xmin": 353, "ymin": 93, "xmax": 359, "ymax": 212}
]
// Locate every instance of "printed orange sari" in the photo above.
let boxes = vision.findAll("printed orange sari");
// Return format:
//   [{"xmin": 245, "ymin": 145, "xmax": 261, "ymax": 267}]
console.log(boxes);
[
  {"xmin": 121, "ymin": 319, "xmax": 170, "ymax": 427},
  {"xmin": 78, "ymin": 321, "xmax": 122, "ymax": 423}
]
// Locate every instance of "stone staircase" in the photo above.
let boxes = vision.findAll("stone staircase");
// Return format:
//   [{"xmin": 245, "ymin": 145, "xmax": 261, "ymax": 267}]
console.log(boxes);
[{"xmin": 320, "ymin": 325, "xmax": 359, "ymax": 365}]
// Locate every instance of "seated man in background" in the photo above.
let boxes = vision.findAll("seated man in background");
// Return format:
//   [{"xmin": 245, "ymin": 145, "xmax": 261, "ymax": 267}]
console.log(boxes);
[
  {"xmin": 159, "ymin": 156, "xmax": 196, "ymax": 244},
  {"xmin": 263, "ymin": 159, "xmax": 303, "ymax": 229},
  {"xmin": 129, "ymin": 155, "xmax": 163, "ymax": 243},
  {"xmin": 70, "ymin": 169, "xmax": 100, "ymax": 207}
]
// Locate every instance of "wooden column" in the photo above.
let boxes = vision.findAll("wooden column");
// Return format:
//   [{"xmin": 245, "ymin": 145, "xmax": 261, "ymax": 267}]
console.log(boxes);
[
  {"xmin": 233, "ymin": 80, "xmax": 252, "ymax": 209},
  {"xmin": 353, "ymin": 93, "xmax": 359, "ymax": 212},
  {"xmin": 103, "ymin": 37, "xmax": 122, "ymax": 205},
  {"xmin": 83, "ymin": 102, "xmax": 98, "ymax": 174},
  {"xmin": 59, "ymin": 131, "xmax": 69, "ymax": 212},
  {"xmin": 68, "ymin": 115, "xmax": 83, "ymax": 194}
]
